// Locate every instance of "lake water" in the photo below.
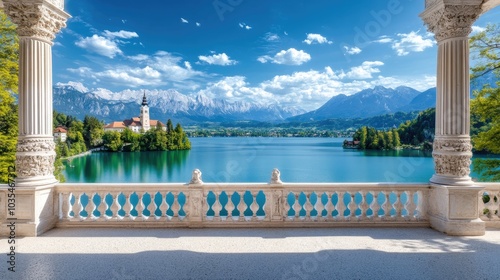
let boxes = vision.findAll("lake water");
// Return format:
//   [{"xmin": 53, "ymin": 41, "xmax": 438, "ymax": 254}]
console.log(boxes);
[{"xmin": 63, "ymin": 137, "xmax": 439, "ymax": 183}]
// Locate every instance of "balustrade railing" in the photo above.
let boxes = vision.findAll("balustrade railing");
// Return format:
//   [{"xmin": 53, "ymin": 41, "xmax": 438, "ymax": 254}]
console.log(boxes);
[
  {"xmin": 478, "ymin": 183, "xmax": 500, "ymax": 228},
  {"xmin": 55, "ymin": 182, "xmax": 430, "ymax": 228}
]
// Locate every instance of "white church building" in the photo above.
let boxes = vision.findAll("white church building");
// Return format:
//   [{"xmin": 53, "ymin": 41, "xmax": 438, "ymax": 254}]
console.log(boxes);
[{"xmin": 104, "ymin": 92, "xmax": 166, "ymax": 133}]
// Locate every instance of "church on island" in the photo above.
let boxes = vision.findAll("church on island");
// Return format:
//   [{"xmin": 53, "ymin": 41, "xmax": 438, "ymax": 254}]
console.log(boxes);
[{"xmin": 104, "ymin": 92, "xmax": 166, "ymax": 133}]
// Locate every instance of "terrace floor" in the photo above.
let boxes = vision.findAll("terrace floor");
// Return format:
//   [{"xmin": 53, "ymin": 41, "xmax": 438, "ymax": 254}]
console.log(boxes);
[{"xmin": 2, "ymin": 227, "xmax": 500, "ymax": 279}]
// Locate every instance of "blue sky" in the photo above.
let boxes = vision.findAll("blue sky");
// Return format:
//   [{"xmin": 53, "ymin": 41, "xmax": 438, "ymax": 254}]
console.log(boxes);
[{"xmin": 52, "ymin": 0, "xmax": 500, "ymax": 111}]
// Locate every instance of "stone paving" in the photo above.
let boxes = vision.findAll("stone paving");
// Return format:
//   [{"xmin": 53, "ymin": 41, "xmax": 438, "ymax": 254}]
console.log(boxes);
[{"xmin": 2, "ymin": 227, "xmax": 500, "ymax": 279}]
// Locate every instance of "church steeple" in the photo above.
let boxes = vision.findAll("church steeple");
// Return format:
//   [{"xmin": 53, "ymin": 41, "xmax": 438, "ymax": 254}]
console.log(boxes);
[
  {"xmin": 141, "ymin": 91, "xmax": 148, "ymax": 106},
  {"xmin": 140, "ymin": 90, "xmax": 150, "ymax": 131}
]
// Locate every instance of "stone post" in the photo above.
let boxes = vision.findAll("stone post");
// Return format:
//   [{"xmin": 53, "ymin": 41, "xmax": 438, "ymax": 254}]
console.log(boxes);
[
  {"xmin": 1, "ymin": 0, "xmax": 69, "ymax": 236},
  {"xmin": 420, "ymin": 0, "xmax": 484, "ymax": 235}
]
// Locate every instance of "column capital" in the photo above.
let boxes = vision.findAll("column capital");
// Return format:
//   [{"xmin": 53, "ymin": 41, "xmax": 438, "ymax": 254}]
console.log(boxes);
[
  {"xmin": 2, "ymin": 0, "xmax": 70, "ymax": 43},
  {"xmin": 420, "ymin": 0, "xmax": 482, "ymax": 41}
]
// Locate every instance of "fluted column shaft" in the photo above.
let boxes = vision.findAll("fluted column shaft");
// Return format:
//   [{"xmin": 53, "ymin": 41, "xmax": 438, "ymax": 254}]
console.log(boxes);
[
  {"xmin": 421, "ymin": 1, "xmax": 482, "ymax": 186},
  {"xmin": 3, "ymin": 0, "xmax": 69, "ymax": 186}
]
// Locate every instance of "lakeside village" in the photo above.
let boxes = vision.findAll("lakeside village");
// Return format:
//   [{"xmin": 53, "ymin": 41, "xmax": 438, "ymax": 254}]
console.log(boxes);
[
  {"xmin": 53, "ymin": 93, "xmax": 191, "ymax": 160},
  {"xmin": 52, "ymin": 92, "xmax": 435, "ymax": 166}
]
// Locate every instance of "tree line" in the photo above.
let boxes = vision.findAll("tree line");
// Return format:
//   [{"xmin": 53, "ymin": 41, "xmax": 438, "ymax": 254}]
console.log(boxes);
[
  {"xmin": 54, "ymin": 112, "xmax": 191, "ymax": 154},
  {"xmin": 352, "ymin": 127, "xmax": 401, "ymax": 150}
]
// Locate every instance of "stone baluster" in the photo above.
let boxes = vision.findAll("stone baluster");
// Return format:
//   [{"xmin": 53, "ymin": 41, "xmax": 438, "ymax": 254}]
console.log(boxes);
[
  {"xmin": 347, "ymin": 192, "xmax": 357, "ymax": 220},
  {"xmin": 171, "ymin": 193, "xmax": 180, "ymax": 221},
  {"xmin": 88, "ymin": 193, "xmax": 98, "ymax": 220},
  {"xmin": 405, "ymin": 191, "xmax": 417, "ymax": 221},
  {"xmin": 394, "ymin": 191, "xmax": 404, "ymax": 221},
  {"xmin": 238, "ymin": 191, "xmax": 247, "ymax": 221},
  {"xmin": 123, "ymin": 193, "xmax": 133, "ymax": 220},
  {"xmin": 359, "ymin": 191, "xmax": 369, "ymax": 220},
  {"xmin": 382, "ymin": 191, "xmax": 392, "ymax": 220},
  {"xmin": 226, "ymin": 192, "xmax": 235, "ymax": 221},
  {"xmin": 420, "ymin": 0, "xmax": 485, "ymax": 235},
  {"xmin": 135, "ymin": 192, "xmax": 144, "ymax": 221},
  {"xmin": 335, "ymin": 191, "xmax": 345, "ymax": 221},
  {"xmin": 97, "ymin": 192, "xmax": 107, "ymax": 220},
  {"xmin": 109, "ymin": 192, "xmax": 120, "ymax": 220},
  {"xmin": 72, "ymin": 193, "xmax": 81, "ymax": 221},
  {"xmin": 60, "ymin": 192, "xmax": 70, "ymax": 221},
  {"xmin": 147, "ymin": 193, "xmax": 155, "ymax": 220},
  {"xmin": 370, "ymin": 192, "xmax": 381, "ymax": 221}
]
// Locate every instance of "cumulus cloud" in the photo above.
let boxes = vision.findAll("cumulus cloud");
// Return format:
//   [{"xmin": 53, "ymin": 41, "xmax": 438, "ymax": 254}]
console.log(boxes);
[
  {"xmin": 239, "ymin": 23, "xmax": 252, "ymax": 30},
  {"xmin": 392, "ymin": 31, "xmax": 435, "ymax": 56},
  {"xmin": 181, "ymin": 18, "xmax": 189, "ymax": 23},
  {"xmin": 303, "ymin": 33, "xmax": 332, "ymax": 45},
  {"xmin": 75, "ymin": 34, "xmax": 122, "ymax": 58},
  {"xmin": 196, "ymin": 22, "xmax": 201, "ymax": 27},
  {"xmin": 68, "ymin": 51, "xmax": 203, "ymax": 88},
  {"xmin": 471, "ymin": 25, "xmax": 486, "ymax": 34},
  {"xmin": 344, "ymin": 61, "xmax": 384, "ymax": 79},
  {"xmin": 257, "ymin": 48, "xmax": 311, "ymax": 65},
  {"xmin": 344, "ymin": 46, "xmax": 362, "ymax": 55},
  {"xmin": 197, "ymin": 53, "xmax": 237, "ymax": 66},
  {"xmin": 103, "ymin": 30, "xmax": 138, "ymax": 39}
]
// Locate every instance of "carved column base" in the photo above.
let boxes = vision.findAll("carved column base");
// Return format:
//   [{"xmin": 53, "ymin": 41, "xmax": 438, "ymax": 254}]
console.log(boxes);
[
  {"xmin": 428, "ymin": 183, "xmax": 485, "ymax": 236},
  {"xmin": 0, "ymin": 185, "xmax": 58, "ymax": 237},
  {"xmin": 431, "ymin": 136, "xmax": 473, "ymax": 186},
  {"xmin": 15, "ymin": 137, "xmax": 58, "ymax": 187}
]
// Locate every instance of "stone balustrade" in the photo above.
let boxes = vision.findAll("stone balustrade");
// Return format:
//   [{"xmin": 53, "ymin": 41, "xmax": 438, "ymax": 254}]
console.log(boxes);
[
  {"xmin": 3, "ymin": 176, "xmax": 500, "ymax": 231},
  {"xmin": 53, "ymin": 181, "xmax": 430, "ymax": 228}
]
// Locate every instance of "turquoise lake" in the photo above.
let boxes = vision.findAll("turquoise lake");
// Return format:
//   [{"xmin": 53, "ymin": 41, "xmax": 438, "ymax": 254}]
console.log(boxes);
[{"xmin": 63, "ymin": 137, "xmax": 442, "ymax": 183}]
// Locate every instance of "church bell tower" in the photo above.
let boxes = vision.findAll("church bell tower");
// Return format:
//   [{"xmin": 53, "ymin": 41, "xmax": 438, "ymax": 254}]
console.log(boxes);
[{"xmin": 140, "ymin": 91, "xmax": 150, "ymax": 131}]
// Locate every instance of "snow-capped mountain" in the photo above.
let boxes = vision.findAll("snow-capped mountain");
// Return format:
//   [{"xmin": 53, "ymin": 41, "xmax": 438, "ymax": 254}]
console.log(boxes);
[{"xmin": 53, "ymin": 83, "xmax": 305, "ymax": 124}]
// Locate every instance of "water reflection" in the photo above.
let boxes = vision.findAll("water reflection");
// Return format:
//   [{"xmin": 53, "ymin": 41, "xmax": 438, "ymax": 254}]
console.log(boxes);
[{"xmin": 64, "ymin": 150, "xmax": 190, "ymax": 183}]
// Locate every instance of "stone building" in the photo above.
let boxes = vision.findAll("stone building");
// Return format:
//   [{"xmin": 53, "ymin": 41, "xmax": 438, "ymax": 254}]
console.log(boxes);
[{"xmin": 104, "ymin": 92, "xmax": 166, "ymax": 133}]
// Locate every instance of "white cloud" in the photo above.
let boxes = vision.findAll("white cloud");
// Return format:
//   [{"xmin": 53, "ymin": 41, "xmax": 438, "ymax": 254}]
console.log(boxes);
[
  {"xmin": 344, "ymin": 46, "xmax": 362, "ymax": 55},
  {"xmin": 128, "ymin": 54, "xmax": 149, "ymax": 61},
  {"xmin": 239, "ymin": 23, "xmax": 252, "ymax": 30},
  {"xmin": 345, "ymin": 61, "xmax": 384, "ymax": 79},
  {"xmin": 103, "ymin": 30, "xmax": 138, "ymax": 39},
  {"xmin": 198, "ymin": 53, "xmax": 237, "ymax": 66},
  {"xmin": 196, "ymin": 22, "xmax": 201, "ymax": 27},
  {"xmin": 264, "ymin": 32, "xmax": 280, "ymax": 42},
  {"xmin": 375, "ymin": 35, "xmax": 393, "ymax": 44},
  {"xmin": 303, "ymin": 33, "xmax": 332, "ymax": 45},
  {"xmin": 471, "ymin": 25, "xmax": 486, "ymax": 34},
  {"xmin": 75, "ymin": 34, "xmax": 122, "ymax": 58},
  {"xmin": 392, "ymin": 31, "xmax": 435, "ymax": 56},
  {"xmin": 181, "ymin": 18, "xmax": 189, "ymax": 23},
  {"xmin": 258, "ymin": 48, "xmax": 311, "ymax": 65},
  {"xmin": 68, "ymin": 51, "xmax": 203, "ymax": 88}
]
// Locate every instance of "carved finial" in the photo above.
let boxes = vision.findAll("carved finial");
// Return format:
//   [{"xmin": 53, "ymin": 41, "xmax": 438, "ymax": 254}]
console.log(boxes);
[
  {"xmin": 270, "ymin": 168, "xmax": 283, "ymax": 184},
  {"xmin": 189, "ymin": 169, "xmax": 203, "ymax": 185}
]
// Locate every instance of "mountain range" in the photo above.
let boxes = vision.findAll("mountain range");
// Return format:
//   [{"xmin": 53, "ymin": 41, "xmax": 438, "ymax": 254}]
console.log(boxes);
[
  {"xmin": 53, "ymin": 82, "xmax": 305, "ymax": 124},
  {"xmin": 53, "ymin": 82, "xmax": 438, "ymax": 125},
  {"xmin": 287, "ymin": 86, "xmax": 436, "ymax": 122}
]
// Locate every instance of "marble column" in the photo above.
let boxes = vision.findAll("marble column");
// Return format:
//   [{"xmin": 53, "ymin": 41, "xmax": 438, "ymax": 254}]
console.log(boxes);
[
  {"xmin": 420, "ymin": 0, "xmax": 484, "ymax": 235},
  {"xmin": 1, "ymin": 0, "xmax": 69, "ymax": 236}
]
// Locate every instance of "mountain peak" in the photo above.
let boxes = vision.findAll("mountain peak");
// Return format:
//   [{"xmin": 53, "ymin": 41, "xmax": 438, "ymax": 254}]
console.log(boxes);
[{"xmin": 55, "ymin": 81, "xmax": 88, "ymax": 93}]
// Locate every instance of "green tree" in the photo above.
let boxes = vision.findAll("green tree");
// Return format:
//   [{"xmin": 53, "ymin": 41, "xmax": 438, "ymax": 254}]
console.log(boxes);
[
  {"xmin": 0, "ymin": 11, "xmax": 19, "ymax": 183},
  {"xmin": 470, "ymin": 24, "xmax": 500, "ymax": 181},
  {"xmin": 83, "ymin": 115, "xmax": 104, "ymax": 148},
  {"xmin": 102, "ymin": 131, "xmax": 123, "ymax": 152}
]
